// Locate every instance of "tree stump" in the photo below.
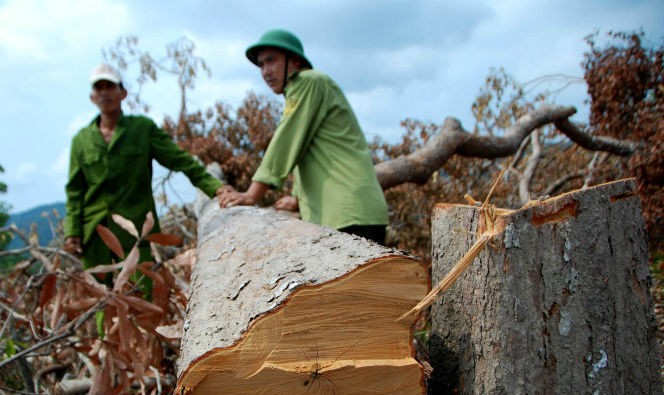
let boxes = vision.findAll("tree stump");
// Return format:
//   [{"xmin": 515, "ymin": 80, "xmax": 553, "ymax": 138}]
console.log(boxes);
[
  {"xmin": 428, "ymin": 178, "xmax": 662, "ymax": 394},
  {"xmin": 176, "ymin": 205, "xmax": 430, "ymax": 394}
]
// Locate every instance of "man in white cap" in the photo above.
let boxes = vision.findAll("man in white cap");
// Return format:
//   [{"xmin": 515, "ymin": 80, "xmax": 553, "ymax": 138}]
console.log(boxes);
[
  {"xmin": 63, "ymin": 64, "xmax": 228, "ymax": 295},
  {"xmin": 218, "ymin": 29, "xmax": 388, "ymax": 244}
]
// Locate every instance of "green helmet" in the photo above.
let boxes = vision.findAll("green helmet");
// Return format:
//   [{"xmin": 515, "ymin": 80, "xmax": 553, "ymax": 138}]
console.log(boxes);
[{"xmin": 246, "ymin": 29, "xmax": 313, "ymax": 69}]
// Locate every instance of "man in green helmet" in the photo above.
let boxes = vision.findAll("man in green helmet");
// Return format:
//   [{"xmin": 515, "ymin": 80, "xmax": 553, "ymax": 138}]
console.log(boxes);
[{"xmin": 218, "ymin": 29, "xmax": 389, "ymax": 244}]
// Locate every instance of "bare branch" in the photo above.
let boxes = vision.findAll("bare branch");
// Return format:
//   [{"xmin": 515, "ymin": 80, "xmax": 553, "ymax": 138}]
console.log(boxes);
[
  {"xmin": 0, "ymin": 276, "xmax": 37, "ymax": 341},
  {"xmin": 57, "ymin": 379, "xmax": 92, "ymax": 395},
  {"xmin": 375, "ymin": 105, "xmax": 637, "ymax": 189},
  {"xmin": 543, "ymin": 171, "xmax": 586, "ymax": 196},
  {"xmin": 519, "ymin": 129, "xmax": 542, "ymax": 204},
  {"xmin": 0, "ymin": 300, "xmax": 30, "ymax": 322},
  {"xmin": 507, "ymin": 136, "xmax": 531, "ymax": 171},
  {"xmin": 375, "ymin": 117, "xmax": 468, "ymax": 188},
  {"xmin": 553, "ymin": 118, "xmax": 638, "ymax": 155},
  {"xmin": 0, "ymin": 299, "xmax": 106, "ymax": 371},
  {"xmin": 0, "ymin": 224, "xmax": 30, "ymax": 246},
  {"xmin": 0, "ymin": 246, "xmax": 30, "ymax": 257},
  {"xmin": 582, "ymin": 152, "xmax": 610, "ymax": 189}
]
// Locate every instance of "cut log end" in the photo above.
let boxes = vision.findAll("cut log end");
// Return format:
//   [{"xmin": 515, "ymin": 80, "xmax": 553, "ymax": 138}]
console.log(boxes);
[
  {"xmin": 177, "ymin": 243, "xmax": 429, "ymax": 395},
  {"xmin": 183, "ymin": 359, "xmax": 423, "ymax": 395}
]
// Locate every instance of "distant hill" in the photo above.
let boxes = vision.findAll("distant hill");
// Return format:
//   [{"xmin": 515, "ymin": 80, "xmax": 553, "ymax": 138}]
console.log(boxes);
[{"xmin": 6, "ymin": 202, "xmax": 66, "ymax": 250}]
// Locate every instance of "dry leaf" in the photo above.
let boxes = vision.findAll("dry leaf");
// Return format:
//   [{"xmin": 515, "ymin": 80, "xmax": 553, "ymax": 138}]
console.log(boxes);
[
  {"xmin": 155, "ymin": 321, "xmax": 183, "ymax": 340},
  {"xmin": 30, "ymin": 249, "xmax": 54, "ymax": 272},
  {"xmin": 145, "ymin": 233, "xmax": 183, "ymax": 246},
  {"xmin": 113, "ymin": 246, "xmax": 140, "ymax": 293},
  {"xmin": 116, "ymin": 305, "xmax": 132, "ymax": 355},
  {"xmin": 52, "ymin": 253, "xmax": 62, "ymax": 271},
  {"xmin": 85, "ymin": 261, "xmax": 124, "ymax": 274},
  {"xmin": 96, "ymin": 224, "xmax": 125, "ymax": 259},
  {"xmin": 166, "ymin": 248, "xmax": 196, "ymax": 269},
  {"xmin": 117, "ymin": 294, "xmax": 163, "ymax": 315},
  {"xmin": 76, "ymin": 272, "xmax": 110, "ymax": 298},
  {"xmin": 89, "ymin": 351, "xmax": 116, "ymax": 395},
  {"xmin": 137, "ymin": 263, "xmax": 169, "ymax": 310},
  {"xmin": 62, "ymin": 297, "xmax": 100, "ymax": 315},
  {"xmin": 39, "ymin": 273, "xmax": 57, "ymax": 307},
  {"xmin": 112, "ymin": 213, "xmax": 138, "ymax": 238},
  {"xmin": 49, "ymin": 286, "xmax": 65, "ymax": 330},
  {"xmin": 141, "ymin": 211, "xmax": 155, "ymax": 238}
]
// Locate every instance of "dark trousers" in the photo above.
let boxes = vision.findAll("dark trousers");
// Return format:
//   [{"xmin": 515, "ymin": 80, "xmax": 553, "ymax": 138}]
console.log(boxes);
[
  {"xmin": 338, "ymin": 224, "xmax": 386, "ymax": 245},
  {"xmin": 83, "ymin": 224, "xmax": 153, "ymax": 299}
]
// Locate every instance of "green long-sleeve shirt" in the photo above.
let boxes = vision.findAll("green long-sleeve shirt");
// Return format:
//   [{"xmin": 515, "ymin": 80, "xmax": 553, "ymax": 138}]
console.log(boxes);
[
  {"xmin": 64, "ymin": 114, "xmax": 222, "ymax": 253},
  {"xmin": 252, "ymin": 69, "xmax": 388, "ymax": 229}
]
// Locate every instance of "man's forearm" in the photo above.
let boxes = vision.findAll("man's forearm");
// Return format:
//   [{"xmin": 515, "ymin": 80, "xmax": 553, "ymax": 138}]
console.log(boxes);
[{"xmin": 246, "ymin": 181, "xmax": 269, "ymax": 203}]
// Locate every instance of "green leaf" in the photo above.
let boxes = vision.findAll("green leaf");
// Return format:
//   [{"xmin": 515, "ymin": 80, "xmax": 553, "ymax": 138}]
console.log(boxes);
[{"xmin": 4, "ymin": 339, "xmax": 16, "ymax": 357}]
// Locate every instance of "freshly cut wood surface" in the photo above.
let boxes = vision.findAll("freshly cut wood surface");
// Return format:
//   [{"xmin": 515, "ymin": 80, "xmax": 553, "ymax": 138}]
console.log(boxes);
[{"xmin": 176, "ymin": 205, "xmax": 429, "ymax": 394}]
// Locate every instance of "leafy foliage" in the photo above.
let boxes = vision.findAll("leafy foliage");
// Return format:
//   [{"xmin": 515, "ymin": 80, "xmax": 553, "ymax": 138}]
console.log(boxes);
[
  {"xmin": 0, "ymin": 214, "xmax": 187, "ymax": 394},
  {"xmin": 0, "ymin": 164, "xmax": 16, "ymax": 270},
  {"xmin": 0, "ymin": 205, "xmax": 9, "ymax": 253},
  {"xmin": 163, "ymin": 93, "xmax": 285, "ymax": 204},
  {"xmin": 583, "ymin": 30, "xmax": 664, "ymax": 250},
  {"xmin": 472, "ymin": 67, "xmax": 540, "ymax": 135},
  {"xmin": 0, "ymin": 164, "xmax": 6, "ymax": 194}
]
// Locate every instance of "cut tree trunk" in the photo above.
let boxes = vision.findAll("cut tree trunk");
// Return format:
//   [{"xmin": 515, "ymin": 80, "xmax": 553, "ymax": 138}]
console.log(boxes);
[
  {"xmin": 428, "ymin": 178, "xmax": 662, "ymax": 394},
  {"xmin": 176, "ymin": 205, "xmax": 430, "ymax": 395}
]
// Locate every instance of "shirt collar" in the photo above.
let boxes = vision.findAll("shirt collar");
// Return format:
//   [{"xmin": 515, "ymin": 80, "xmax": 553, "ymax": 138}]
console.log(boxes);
[{"xmin": 284, "ymin": 70, "xmax": 306, "ymax": 94}]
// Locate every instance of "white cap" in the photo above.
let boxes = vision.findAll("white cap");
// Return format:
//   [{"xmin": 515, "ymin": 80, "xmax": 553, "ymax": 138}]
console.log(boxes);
[{"xmin": 90, "ymin": 64, "xmax": 122, "ymax": 85}]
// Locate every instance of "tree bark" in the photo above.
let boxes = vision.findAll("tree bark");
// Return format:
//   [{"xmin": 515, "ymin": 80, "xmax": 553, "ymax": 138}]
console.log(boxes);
[
  {"xmin": 176, "ymin": 205, "xmax": 430, "ymax": 395},
  {"xmin": 428, "ymin": 178, "xmax": 661, "ymax": 394}
]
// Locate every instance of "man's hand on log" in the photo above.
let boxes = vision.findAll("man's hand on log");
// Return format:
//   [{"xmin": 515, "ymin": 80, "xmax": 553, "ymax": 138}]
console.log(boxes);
[
  {"xmin": 218, "ymin": 190, "xmax": 252, "ymax": 208},
  {"xmin": 274, "ymin": 196, "xmax": 299, "ymax": 212},
  {"xmin": 218, "ymin": 181, "xmax": 269, "ymax": 208},
  {"xmin": 215, "ymin": 185, "xmax": 236, "ymax": 196}
]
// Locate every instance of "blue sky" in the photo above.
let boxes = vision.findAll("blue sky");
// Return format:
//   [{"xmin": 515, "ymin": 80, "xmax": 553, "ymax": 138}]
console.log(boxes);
[{"xmin": 1, "ymin": 0, "xmax": 662, "ymax": 214}]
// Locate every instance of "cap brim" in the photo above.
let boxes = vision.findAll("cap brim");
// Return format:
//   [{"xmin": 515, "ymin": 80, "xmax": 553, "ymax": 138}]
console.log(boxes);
[{"xmin": 90, "ymin": 73, "xmax": 121, "ymax": 85}]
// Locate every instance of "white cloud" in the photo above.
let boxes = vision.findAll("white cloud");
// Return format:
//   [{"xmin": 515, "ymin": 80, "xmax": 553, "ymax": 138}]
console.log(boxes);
[
  {"xmin": 193, "ymin": 77, "xmax": 262, "ymax": 112},
  {"xmin": 347, "ymin": 86, "xmax": 398, "ymax": 119},
  {"xmin": 0, "ymin": 0, "xmax": 131, "ymax": 62},
  {"xmin": 346, "ymin": 85, "xmax": 405, "ymax": 141},
  {"xmin": 191, "ymin": 34, "xmax": 253, "ymax": 76},
  {"xmin": 150, "ymin": 32, "xmax": 269, "ymax": 112}
]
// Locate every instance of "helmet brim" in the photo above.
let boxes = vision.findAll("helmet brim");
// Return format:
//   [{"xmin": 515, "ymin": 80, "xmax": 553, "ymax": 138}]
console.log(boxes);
[{"xmin": 245, "ymin": 44, "xmax": 312, "ymax": 69}]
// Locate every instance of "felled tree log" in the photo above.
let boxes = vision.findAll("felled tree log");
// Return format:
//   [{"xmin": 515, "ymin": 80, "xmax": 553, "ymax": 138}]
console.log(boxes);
[
  {"xmin": 428, "ymin": 178, "xmax": 662, "ymax": 394},
  {"xmin": 176, "ymin": 205, "xmax": 430, "ymax": 394}
]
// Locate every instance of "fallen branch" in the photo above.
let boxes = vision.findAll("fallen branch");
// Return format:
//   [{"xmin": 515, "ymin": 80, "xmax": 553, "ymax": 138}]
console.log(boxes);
[
  {"xmin": 519, "ymin": 129, "xmax": 542, "ymax": 204},
  {"xmin": 543, "ymin": 170, "xmax": 586, "ymax": 196},
  {"xmin": 56, "ymin": 379, "xmax": 92, "ymax": 395},
  {"xmin": 553, "ymin": 118, "xmax": 638, "ymax": 155},
  {"xmin": 375, "ymin": 105, "xmax": 637, "ymax": 189}
]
